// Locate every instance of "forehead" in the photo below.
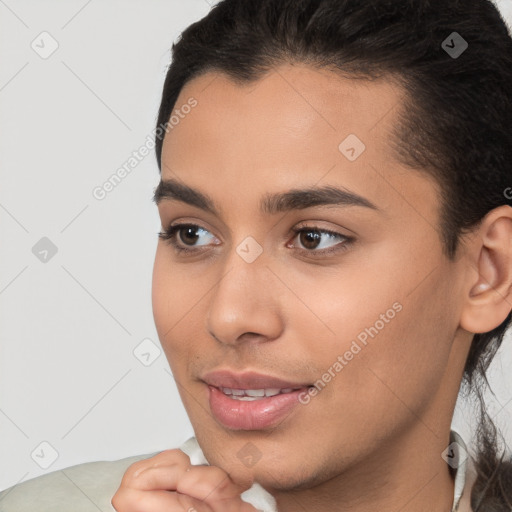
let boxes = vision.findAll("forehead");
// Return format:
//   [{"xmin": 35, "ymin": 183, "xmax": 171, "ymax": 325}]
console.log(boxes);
[
  {"xmin": 166, "ymin": 64, "xmax": 404, "ymax": 157},
  {"xmin": 160, "ymin": 64, "xmax": 440, "ymax": 224}
]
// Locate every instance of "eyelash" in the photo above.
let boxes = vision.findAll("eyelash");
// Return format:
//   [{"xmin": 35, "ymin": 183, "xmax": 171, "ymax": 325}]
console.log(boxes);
[{"xmin": 157, "ymin": 223, "xmax": 354, "ymax": 258}]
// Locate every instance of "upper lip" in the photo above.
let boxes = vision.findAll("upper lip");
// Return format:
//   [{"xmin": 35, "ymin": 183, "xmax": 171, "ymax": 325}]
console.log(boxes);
[{"xmin": 202, "ymin": 370, "xmax": 310, "ymax": 390}]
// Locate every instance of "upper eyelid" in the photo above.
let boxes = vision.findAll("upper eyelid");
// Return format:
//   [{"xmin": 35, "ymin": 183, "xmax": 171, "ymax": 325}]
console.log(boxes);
[
  {"xmin": 164, "ymin": 221, "xmax": 348, "ymax": 236},
  {"xmin": 161, "ymin": 213, "xmax": 355, "ymax": 234},
  {"xmin": 157, "ymin": 203, "xmax": 360, "ymax": 235},
  {"xmin": 163, "ymin": 222, "xmax": 351, "ymax": 247}
]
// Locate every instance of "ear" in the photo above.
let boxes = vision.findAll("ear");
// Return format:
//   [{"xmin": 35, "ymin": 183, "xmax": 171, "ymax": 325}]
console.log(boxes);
[{"xmin": 460, "ymin": 205, "xmax": 512, "ymax": 334}]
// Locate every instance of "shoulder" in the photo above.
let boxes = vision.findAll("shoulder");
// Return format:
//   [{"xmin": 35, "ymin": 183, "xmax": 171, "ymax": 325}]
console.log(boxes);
[{"xmin": 0, "ymin": 451, "xmax": 160, "ymax": 512}]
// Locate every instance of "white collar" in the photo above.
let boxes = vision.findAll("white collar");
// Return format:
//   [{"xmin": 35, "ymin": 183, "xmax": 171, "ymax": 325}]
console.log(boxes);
[
  {"xmin": 449, "ymin": 430, "xmax": 469, "ymax": 511},
  {"xmin": 179, "ymin": 429, "xmax": 469, "ymax": 512}
]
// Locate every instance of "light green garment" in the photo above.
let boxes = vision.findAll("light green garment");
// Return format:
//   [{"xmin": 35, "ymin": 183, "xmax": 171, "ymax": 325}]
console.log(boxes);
[{"xmin": 0, "ymin": 451, "xmax": 160, "ymax": 512}]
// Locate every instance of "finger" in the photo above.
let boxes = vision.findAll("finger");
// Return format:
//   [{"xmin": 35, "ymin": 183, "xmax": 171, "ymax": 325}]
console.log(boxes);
[
  {"xmin": 121, "ymin": 449, "xmax": 192, "ymax": 483},
  {"xmin": 127, "ymin": 464, "xmax": 194, "ymax": 491},
  {"xmin": 111, "ymin": 486, "xmax": 197, "ymax": 512}
]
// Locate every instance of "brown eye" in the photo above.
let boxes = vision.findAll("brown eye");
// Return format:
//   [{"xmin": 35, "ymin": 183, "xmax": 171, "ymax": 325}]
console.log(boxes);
[
  {"xmin": 290, "ymin": 226, "xmax": 354, "ymax": 257},
  {"xmin": 178, "ymin": 225, "xmax": 201, "ymax": 246},
  {"xmin": 158, "ymin": 223, "xmax": 217, "ymax": 253},
  {"xmin": 299, "ymin": 230, "xmax": 323, "ymax": 250}
]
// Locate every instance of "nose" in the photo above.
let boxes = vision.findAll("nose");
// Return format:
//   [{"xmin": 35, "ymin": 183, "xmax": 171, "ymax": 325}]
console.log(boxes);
[{"xmin": 205, "ymin": 245, "xmax": 283, "ymax": 347}]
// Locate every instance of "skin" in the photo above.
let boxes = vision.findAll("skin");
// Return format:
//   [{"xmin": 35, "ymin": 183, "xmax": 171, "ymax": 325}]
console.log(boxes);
[{"xmin": 113, "ymin": 63, "xmax": 512, "ymax": 512}]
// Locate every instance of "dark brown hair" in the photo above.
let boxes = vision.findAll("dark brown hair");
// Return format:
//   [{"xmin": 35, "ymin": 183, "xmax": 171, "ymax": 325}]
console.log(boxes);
[{"xmin": 154, "ymin": 0, "xmax": 512, "ymax": 508}]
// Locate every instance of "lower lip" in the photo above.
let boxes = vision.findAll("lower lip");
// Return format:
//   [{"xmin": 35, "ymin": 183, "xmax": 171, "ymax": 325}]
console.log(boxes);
[{"xmin": 207, "ymin": 385, "xmax": 307, "ymax": 430}]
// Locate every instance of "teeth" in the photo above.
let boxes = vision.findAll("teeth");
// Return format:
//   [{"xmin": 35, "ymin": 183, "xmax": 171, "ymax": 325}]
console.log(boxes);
[
  {"xmin": 219, "ymin": 387, "xmax": 298, "ymax": 399},
  {"xmin": 245, "ymin": 389, "xmax": 265, "ymax": 397}
]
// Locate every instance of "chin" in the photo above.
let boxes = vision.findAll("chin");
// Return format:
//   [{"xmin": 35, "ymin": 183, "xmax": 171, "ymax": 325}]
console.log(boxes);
[
  {"xmin": 251, "ymin": 462, "xmax": 336, "ymax": 494},
  {"xmin": 194, "ymin": 428, "xmax": 336, "ymax": 492}
]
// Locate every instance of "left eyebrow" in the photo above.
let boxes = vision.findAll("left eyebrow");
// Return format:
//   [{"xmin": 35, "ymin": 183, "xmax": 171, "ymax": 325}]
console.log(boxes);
[{"xmin": 153, "ymin": 178, "xmax": 381, "ymax": 215}]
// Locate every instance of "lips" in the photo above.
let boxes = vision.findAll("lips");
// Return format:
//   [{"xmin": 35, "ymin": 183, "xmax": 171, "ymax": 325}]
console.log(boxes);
[
  {"xmin": 202, "ymin": 369, "xmax": 311, "ymax": 430},
  {"xmin": 202, "ymin": 369, "xmax": 310, "ymax": 390}
]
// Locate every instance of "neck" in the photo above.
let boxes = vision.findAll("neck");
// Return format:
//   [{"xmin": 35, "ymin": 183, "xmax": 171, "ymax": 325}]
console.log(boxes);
[{"xmin": 270, "ymin": 423, "xmax": 456, "ymax": 512}]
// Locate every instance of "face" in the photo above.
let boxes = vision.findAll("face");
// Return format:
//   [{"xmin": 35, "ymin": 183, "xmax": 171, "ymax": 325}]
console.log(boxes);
[{"xmin": 152, "ymin": 64, "xmax": 468, "ymax": 492}]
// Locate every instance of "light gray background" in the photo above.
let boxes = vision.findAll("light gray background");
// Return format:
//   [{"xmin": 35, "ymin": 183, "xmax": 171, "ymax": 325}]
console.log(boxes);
[{"xmin": 1, "ymin": 0, "xmax": 512, "ymax": 494}]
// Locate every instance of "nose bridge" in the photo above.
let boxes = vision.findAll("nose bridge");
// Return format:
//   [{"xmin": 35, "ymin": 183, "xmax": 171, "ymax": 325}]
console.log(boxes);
[{"xmin": 205, "ymin": 237, "xmax": 282, "ymax": 344}]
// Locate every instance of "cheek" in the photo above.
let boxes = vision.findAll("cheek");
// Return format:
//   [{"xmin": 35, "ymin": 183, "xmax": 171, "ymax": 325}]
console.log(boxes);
[
  {"xmin": 284, "ymin": 259, "xmax": 406, "ymax": 365},
  {"xmin": 298, "ymin": 258, "xmax": 455, "ymax": 415},
  {"xmin": 151, "ymin": 248, "xmax": 215, "ymax": 379},
  {"xmin": 152, "ymin": 250, "xmax": 191, "ymax": 357},
  {"xmin": 151, "ymin": 249, "xmax": 170, "ymax": 338}
]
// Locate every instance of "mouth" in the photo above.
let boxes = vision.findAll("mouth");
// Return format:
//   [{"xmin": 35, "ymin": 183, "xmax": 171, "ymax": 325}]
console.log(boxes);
[
  {"xmin": 202, "ymin": 370, "xmax": 312, "ymax": 430},
  {"xmin": 217, "ymin": 386, "xmax": 304, "ymax": 400}
]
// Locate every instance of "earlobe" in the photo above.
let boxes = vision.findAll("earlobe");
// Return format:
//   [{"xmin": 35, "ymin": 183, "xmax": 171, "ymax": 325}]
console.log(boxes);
[{"xmin": 460, "ymin": 206, "xmax": 512, "ymax": 334}]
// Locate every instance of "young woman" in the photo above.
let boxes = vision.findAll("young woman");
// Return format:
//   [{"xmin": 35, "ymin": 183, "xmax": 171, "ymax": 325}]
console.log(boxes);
[
  {"xmin": 108, "ymin": 1, "xmax": 512, "ymax": 511},
  {"xmin": 105, "ymin": 0, "xmax": 512, "ymax": 511},
  {"xmin": 0, "ymin": 1, "xmax": 509, "ymax": 511}
]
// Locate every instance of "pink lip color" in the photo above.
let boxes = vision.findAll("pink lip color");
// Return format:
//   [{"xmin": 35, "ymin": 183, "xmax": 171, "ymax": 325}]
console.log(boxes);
[
  {"xmin": 202, "ymin": 369, "xmax": 310, "ymax": 390},
  {"xmin": 207, "ymin": 385, "xmax": 306, "ymax": 430}
]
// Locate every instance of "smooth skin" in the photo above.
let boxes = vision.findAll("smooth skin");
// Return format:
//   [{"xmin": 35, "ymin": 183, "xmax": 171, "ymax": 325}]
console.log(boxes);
[{"xmin": 112, "ymin": 63, "xmax": 512, "ymax": 512}]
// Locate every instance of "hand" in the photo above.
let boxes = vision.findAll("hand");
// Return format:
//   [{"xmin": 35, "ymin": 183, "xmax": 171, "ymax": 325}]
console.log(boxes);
[{"xmin": 111, "ymin": 448, "xmax": 261, "ymax": 512}]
